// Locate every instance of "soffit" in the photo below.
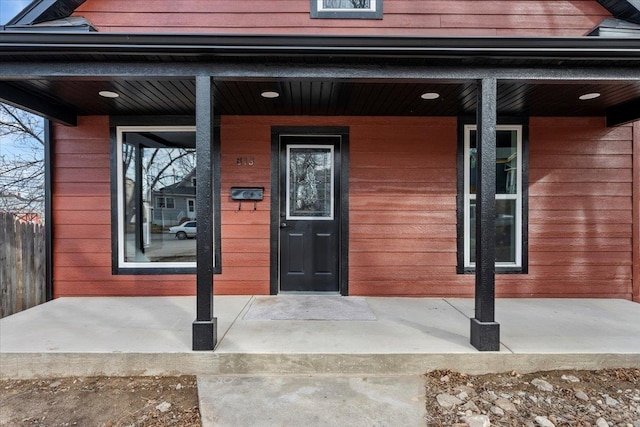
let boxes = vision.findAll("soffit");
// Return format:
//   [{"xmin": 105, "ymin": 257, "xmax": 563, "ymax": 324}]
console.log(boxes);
[{"xmin": 3, "ymin": 78, "xmax": 640, "ymax": 118}]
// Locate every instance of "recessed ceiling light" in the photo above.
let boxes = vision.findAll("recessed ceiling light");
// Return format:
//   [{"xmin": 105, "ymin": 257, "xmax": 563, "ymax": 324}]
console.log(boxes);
[
  {"xmin": 579, "ymin": 92, "xmax": 600, "ymax": 100},
  {"xmin": 99, "ymin": 90, "xmax": 120, "ymax": 98},
  {"xmin": 421, "ymin": 92, "xmax": 440, "ymax": 100},
  {"xmin": 261, "ymin": 91, "xmax": 280, "ymax": 99}
]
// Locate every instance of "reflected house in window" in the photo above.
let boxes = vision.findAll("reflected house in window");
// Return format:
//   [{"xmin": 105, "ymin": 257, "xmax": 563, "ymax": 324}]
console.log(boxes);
[
  {"xmin": 311, "ymin": 0, "xmax": 382, "ymax": 19},
  {"xmin": 151, "ymin": 169, "xmax": 197, "ymax": 227}
]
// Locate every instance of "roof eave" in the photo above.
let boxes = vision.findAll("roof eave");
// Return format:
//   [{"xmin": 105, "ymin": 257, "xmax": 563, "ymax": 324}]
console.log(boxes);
[{"xmin": 0, "ymin": 32, "xmax": 639, "ymax": 61}]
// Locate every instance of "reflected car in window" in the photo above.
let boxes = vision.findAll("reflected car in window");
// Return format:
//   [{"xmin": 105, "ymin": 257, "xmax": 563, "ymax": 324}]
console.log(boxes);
[{"xmin": 169, "ymin": 221, "xmax": 197, "ymax": 240}]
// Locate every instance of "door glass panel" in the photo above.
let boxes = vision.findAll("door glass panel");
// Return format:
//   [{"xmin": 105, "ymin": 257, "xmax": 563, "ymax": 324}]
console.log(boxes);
[{"xmin": 287, "ymin": 145, "xmax": 334, "ymax": 220}]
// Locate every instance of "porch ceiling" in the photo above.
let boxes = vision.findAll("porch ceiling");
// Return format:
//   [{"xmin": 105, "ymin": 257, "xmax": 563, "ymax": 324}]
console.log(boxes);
[{"xmin": 3, "ymin": 78, "xmax": 640, "ymax": 120}]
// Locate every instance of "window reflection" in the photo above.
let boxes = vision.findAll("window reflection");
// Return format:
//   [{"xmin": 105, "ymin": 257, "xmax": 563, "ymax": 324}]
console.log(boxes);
[
  {"xmin": 468, "ymin": 130, "xmax": 518, "ymax": 195},
  {"xmin": 120, "ymin": 129, "xmax": 197, "ymax": 265},
  {"xmin": 322, "ymin": 0, "xmax": 371, "ymax": 9},
  {"xmin": 469, "ymin": 199, "xmax": 516, "ymax": 264},
  {"xmin": 287, "ymin": 146, "xmax": 333, "ymax": 219}
]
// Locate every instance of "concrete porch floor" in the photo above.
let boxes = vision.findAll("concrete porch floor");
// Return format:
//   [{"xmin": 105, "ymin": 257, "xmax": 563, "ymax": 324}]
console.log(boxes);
[{"xmin": 1, "ymin": 296, "xmax": 639, "ymax": 379}]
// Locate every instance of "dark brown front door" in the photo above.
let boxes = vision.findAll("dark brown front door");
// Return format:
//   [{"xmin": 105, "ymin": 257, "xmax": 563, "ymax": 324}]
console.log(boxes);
[{"xmin": 279, "ymin": 135, "xmax": 341, "ymax": 292}]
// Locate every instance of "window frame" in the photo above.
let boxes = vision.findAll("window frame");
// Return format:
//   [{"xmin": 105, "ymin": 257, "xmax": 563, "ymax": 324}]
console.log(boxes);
[
  {"xmin": 286, "ymin": 144, "xmax": 335, "ymax": 221},
  {"xmin": 310, "ymin": 0, "xmax": 383, "ymax": 19},
  {"xmin": 110, "ymin": 121, "xmax": 221, "ymax": 275},
  {"xmin": 155, "ymin": 196, "xmax": 175, "ymax": 209},
  {"xmin": 457, "ymin": 118, "xmax": 529, "ymax": 274}
]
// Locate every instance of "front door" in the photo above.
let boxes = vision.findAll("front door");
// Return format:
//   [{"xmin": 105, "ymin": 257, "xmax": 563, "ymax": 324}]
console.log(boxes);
[{"xmin": 279, "ymin": 135, "xmax": 341, "ymax": 292}]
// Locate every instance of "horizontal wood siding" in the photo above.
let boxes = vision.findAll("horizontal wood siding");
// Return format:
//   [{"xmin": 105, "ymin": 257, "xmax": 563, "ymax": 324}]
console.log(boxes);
[
  {"xmin": 348, "ymin": 117, "xmax": 469, "ymax": 296},
  {"xmin": 75, "ymin": 0, "xmax": 610, "ymax": 36},
  {"xmin": 52, "ymin": 117, "xmax": 196, "ymax": 296},
  {"xmin": 218, "ymin": 118, "xmax": 271, "ymax": 294},
  {"xmin": 528, "ymin": 117, "xmax": 634, "ymax": 299},
  {"xmin": 52, "ymin": 115, "xmax": 633, "ymax": 299}
]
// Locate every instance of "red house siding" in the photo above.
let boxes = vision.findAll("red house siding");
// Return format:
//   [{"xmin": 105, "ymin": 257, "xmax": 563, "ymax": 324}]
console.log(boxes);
[
  {"xmin": 218, "ymin": 118, "xmax": 272, "ymax": 294},
  {"xmin": 52, "ymin": 117, "xmax": 196, "ymax": 296},
  {"xmin": 52, "ymin": 116, "xmax": 635, "ymax": 300},
  {"xmin": 75, "ymin": 0, "xmax": 609, "ymax": 36},
  {"xmin": 528, "ymin": 118, "xmax": 634, "ymax": 299},
  {"xmin": 221, "ymin": 116, "xmax": 468, "ymax": 297},
  {"xmin": 348, "ymin": 117, "xmax": 465, "ymax": 296}
]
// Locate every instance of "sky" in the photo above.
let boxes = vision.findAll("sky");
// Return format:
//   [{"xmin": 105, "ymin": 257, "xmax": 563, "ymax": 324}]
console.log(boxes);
[
  {"xmin": 0, "ymin": 1, "xmax": 45, "ymax": 155},
  {"xmin": 0, "ymin": 0, "xmax": 31, "ymax": 25},
  {"xmin": 0, "ymin": 105, "xmax": 44, "ymax": 158}
]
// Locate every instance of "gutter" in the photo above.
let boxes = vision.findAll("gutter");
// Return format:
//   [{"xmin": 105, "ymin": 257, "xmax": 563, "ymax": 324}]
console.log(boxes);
[{"xmin": 0, "ymin": 33, "xmax": 639, "ymax": 60}]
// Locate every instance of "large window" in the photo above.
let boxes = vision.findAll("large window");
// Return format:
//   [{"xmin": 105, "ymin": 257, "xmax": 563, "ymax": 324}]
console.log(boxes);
[
  {"xmin": 460, "ymin": 123, "xmax": 527, "ymax": 272},
  {"xmin": 310, "ymin": 0, "xmax": 383, "ymax": 19},
  {"xmin": 114, "ymin": 126, "xmax": 201, "ymax": 272}
]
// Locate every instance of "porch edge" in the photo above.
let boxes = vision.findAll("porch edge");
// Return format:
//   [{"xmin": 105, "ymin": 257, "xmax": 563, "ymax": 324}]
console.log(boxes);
[{"xmin": 2, "ymin": 352, "xmax": 639, "ymax": 379}]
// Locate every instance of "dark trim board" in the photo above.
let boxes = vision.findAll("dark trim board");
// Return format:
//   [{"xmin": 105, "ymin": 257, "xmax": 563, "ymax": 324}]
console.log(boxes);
[
  {"xmin": 3, "ymin": 63, "xmax": 640, "ymax": 82},
  {"xmin": 270, "ymin": 126, "xmax": 350, "ymax": 295},
  {"xmin": 0, "ymin": 82, "xmax": 76, "ymax": 126},
  {"xmin": 5, "ymin": 0, "xmax": 87, "ymax": 26},
  {"xmin": 607, "ymin": 97, "xmax": 640, "ymax": 126},
  {"xmin": 44, "ymin": 119, "xmax": 53, "ymax": 301},
  {"xmin": 597, "ymin": 0, "xmax": 640, "ymax": 24},
  {"xmin": 3, "ymin": 32, "xmax": 640, "ymax": 60},
  {"xmin": 108, "ymin": 115, "xmax": 221, "ymax": 276}
]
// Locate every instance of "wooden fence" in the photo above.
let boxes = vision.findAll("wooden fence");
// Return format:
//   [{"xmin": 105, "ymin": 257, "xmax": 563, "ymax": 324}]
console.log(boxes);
[{"xmin": 0, "ymin": 212, "xmax": 46, "ymax": 318}]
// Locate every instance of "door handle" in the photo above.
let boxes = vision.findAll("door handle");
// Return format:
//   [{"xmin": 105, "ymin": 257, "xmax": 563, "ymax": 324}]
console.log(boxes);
[{"xmin": 280, "ymin": 222, "xmax": 288, "ymax": 228}]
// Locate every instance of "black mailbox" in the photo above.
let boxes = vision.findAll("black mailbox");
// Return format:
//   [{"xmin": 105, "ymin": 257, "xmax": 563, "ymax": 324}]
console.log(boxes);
[{"xmin": 231, "ymin": 187, "xmax": 264, "ymax": 201}]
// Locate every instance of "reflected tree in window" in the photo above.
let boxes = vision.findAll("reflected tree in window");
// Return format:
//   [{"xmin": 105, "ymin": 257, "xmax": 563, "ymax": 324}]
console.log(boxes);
[
  {"xmin": 119, "ymin": 129, "xmax": 198, "ymax": 265},
  {"xmin": 288, "ymin": 147, "xmax": 333, "ymax": 218},
  {"xmin": 323, "ymin": 0, "xmax": 370, "ymax": 8}
]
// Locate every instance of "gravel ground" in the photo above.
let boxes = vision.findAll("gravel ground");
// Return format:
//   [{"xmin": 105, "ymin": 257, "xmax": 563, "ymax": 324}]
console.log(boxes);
[{"xmin": 424, "ymin": 368, "xmax": 640, "ymax": 427}]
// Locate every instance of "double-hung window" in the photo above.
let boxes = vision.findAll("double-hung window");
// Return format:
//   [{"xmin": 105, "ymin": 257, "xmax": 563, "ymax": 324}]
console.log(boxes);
[{"xmin": 460, "ymin": 123, "xmax": 527, "ymax": 272}]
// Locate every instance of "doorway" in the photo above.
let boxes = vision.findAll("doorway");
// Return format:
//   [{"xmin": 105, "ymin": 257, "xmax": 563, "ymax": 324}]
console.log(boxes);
[{"xmin": 271, "ymin": 127, "xmax": 349, "ymax": 294}]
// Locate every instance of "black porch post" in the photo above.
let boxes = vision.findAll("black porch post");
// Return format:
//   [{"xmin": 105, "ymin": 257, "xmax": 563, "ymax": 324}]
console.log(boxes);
[
  {"xmin": 192, "ymin": 75, "xmax": 217, "ymax": 351},
  {"xmin": 470, "ymin": 77, "xmax": 500, "ymax": 351}
]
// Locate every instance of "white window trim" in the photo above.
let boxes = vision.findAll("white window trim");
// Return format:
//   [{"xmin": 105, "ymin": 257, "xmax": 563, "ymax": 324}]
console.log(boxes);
[
  {"xmin": 317, "ymin": 0, "xmax": 377, "ymax": 12},
  {"xmin": 311, "ymin": 0, "xmax": 382, "ymax": 19},
  {"xmin": 116, "ymin": 125, "xmax": 199, "ymax": 270},
  {"xmin": 463, "ymin": 124, "xmax": 523, "ymax": 269},
  {"xmin": 286, "ymin": 144, "xmax": 335, "ymax": 221}
]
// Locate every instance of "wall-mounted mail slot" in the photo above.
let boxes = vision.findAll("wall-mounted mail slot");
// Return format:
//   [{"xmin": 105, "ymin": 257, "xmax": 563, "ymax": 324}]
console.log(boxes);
[{"xmin": 231, "ymin": 187, "xmax": 264, "ymax": 201}]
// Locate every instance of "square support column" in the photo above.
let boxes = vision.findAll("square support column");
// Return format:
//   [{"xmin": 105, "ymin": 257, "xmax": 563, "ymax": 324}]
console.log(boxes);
[
  {"xmin": 471, "ymin": 77, "xmax": 500, "ymax": 351},
  {"xmin": 193, "ymin": 75, "xmax": 217, "ymax": 351}
]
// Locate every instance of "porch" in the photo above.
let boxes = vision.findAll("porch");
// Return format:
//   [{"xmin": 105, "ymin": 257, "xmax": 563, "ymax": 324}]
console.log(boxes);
[{"xmin": 1, "ymin": 296, "xmax": 639, "ymax": 379}]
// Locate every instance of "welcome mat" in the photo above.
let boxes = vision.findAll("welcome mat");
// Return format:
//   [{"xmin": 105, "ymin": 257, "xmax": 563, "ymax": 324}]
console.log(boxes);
[{"xmin": 243, "ymin": 296, "xmax": 377, "ymax": 321}]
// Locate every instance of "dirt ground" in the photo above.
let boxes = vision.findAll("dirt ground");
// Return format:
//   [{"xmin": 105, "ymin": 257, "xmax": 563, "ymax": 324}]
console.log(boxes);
[
  {"xmin": 1, "ymin": 369, "xmax": 639, "ymax": 426},
  {"xmin": 0, "ymin": 376, "xmax": 201, "ymax": 427}
]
